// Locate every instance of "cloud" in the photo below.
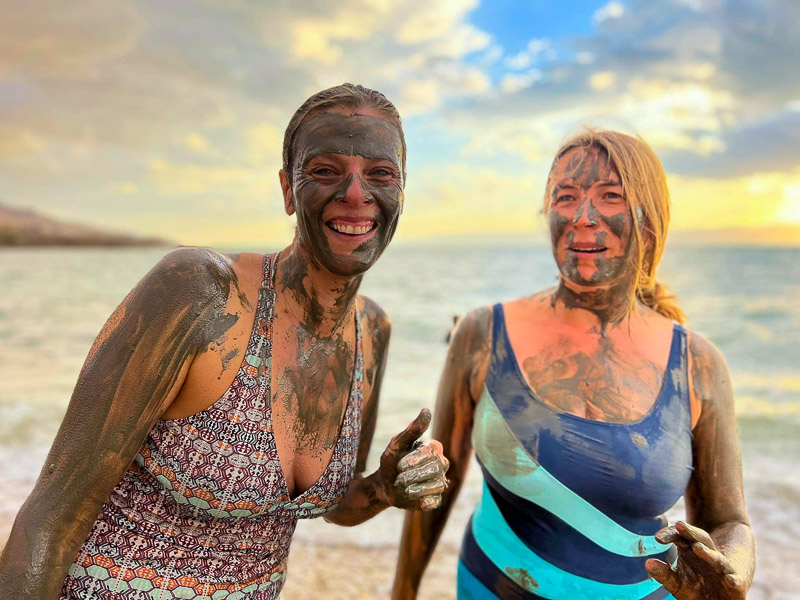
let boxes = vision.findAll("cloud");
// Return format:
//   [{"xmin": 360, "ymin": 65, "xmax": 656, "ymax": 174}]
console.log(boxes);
[
  {"xmin": 662, "ymin": 109, "xmax": 800, "ymax": 177},
  {"xmin": 1, "ymin": 0, "xmax": 798, "ymax": 242},
  {"xmin": 183, "ymin": 133, "xmax": 210, "ymax": 154},
  {"xmin": 0, "ymin": 0, "xmax": 142, "ymax": 78},
  {"xmin": 503, "ymin": 38, "xmax": 554, "ymax": 71},
  {"xmin": 500, "ymin": 70, "xmax": 542, "ymax": 94},
  {"xmin": 589, "ymin": 71, "xmax": 617, "ymax": 91},
  {"xmin": 593, "ymin": 1, "xmax": 625, "ymax": 24},
  {"xmin": 401, "ymin": 164, "xmax": 545, "ymax": 238},
  {"xmin": 0, "ymin": 123, "xmax": 46, "ymax": 157},
  {"xmin": 669, "ymin": 168, "xmax": 800, "ymax": 230},
  {"xmin": 441, "ymin": 0, "xmax": 800, "ymax": 182}
]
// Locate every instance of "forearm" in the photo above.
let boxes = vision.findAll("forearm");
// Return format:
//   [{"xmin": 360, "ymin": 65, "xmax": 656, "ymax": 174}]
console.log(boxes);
[
  {"xmin": 709, "ymin": 520, "xmax": 755, "ymax": 586},
  {"xmin": 392, "ymin": 470, "xmax": 464, "ymax": 600},
  {"xmin": 323, "ymin": 472, "xmax": 390, "ymax": 526},
  {"xmin": 0, "ymin": 500, "xmax": 97, "ymax": 597}
]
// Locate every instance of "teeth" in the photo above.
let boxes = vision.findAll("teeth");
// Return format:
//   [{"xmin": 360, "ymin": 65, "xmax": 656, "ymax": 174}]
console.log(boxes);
[{"xmin": 330, "ymin": 222, "xmax": 374, "ymax": 235}]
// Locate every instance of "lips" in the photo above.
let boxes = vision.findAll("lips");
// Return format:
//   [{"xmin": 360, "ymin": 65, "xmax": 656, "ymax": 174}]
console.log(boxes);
[
  {"xmin": 325, "ymin": 217, "xmax": 378, "ymax": 238},
  {"xmin": 568, "ymin": 243, "xmax": 607, "ymax": 254}
]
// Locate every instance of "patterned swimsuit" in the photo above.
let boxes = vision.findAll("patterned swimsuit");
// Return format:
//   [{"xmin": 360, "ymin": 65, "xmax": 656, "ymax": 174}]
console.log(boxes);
[{"xmin": 61, "ymin": 252, "xmax": 364, "ymax": 599}]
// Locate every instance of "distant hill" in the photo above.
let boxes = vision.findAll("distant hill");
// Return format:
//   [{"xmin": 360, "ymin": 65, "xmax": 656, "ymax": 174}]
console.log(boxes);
[{"xmin": 0, "ymin": 203, "xmax": 171, "ymax": 247}]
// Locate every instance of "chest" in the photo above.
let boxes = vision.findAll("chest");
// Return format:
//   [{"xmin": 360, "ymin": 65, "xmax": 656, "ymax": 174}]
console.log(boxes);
[{"xmin": 514, "ymin": 332, "xmax": 669, "ymax": 422}]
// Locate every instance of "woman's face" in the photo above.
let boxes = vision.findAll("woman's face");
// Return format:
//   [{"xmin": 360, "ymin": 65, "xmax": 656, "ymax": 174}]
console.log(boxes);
[
  {"xmin": 283, "ymin": 106, "xmax": 405, "ymax": 277},
  {"xmin": 547, "ymin": 145, "xmax": 635, "ymax": 287}
]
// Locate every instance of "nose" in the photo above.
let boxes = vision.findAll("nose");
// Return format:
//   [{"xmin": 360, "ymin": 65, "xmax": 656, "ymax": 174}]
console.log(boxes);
[
  {"xmin": 339, "ymin": 173, "xmax": 374, "ymax": 206},
  {"xmin": 572, "ymin": 198, "xmax": 598, "ymax": 227}
]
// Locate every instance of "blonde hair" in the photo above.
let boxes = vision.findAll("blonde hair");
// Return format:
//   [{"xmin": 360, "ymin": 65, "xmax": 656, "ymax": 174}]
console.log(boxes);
[{"xmin": 542, "ymin": 130, "xmax": 685, "ymax": 324}]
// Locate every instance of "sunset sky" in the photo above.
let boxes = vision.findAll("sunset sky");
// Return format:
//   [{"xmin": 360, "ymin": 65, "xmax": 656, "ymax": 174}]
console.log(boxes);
[{"xmin": 1, "ymin": 0, "xmax": 799, "ymax": 247}]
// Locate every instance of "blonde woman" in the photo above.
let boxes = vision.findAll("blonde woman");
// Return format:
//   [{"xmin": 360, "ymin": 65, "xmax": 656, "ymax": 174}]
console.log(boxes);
[{"xmin": 392, "ymin": 130, "xmax": 754, "ymax": 599}]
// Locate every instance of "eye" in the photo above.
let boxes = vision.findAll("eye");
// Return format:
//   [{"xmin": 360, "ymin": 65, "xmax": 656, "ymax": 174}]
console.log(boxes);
[
  {"xmin": 369, "ymin": 165, "xmax": 397, "ymax": 180},
  {"xmin": 603, "ymin": 191, "xmax": 625, "ymax": 202},
  {"xmin": 554, "ymin": 194, "xmax": 575, "ymax": 204},
  {"xmin": 311, "ymin": 166, "xmax": 337, "ymax": 177}
]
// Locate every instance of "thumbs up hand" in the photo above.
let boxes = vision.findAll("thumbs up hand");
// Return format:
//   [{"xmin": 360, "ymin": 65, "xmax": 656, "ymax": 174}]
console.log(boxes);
[{"xmin": 376, "ymin": 409, "xmax": 449, "ymax": 510}]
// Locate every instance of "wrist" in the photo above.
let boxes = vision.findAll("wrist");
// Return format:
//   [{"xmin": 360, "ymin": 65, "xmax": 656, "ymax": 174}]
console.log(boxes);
[{"xmin": 365, "ymin": 469, "xmax": 393, "ymax": 509}]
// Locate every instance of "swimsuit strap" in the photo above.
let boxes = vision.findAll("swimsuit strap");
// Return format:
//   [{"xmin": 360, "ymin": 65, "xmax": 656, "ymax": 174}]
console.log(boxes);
[{"xmin": 263, "ymin": 251, "xmax": 281, "ymax": 291}]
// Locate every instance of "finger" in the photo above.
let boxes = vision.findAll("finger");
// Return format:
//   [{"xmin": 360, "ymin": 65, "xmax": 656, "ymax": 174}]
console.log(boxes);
[
  {"xmin": 692, "ymin": 542, "xmax": 736, "ymax": 574},
  {"xmin": 397, "ymin": 440, "xmax": 445, "ymax": 472},
  {"xmin": 391, "ymin": 409, "xmax": 432, "ymax": 452},
  {"xmin": 654, "ymin": 526, "xmax": 691, "ymax": 549},
  {"xmin": 724, "ymin": 573, "xmax": 747, "ymax": 591},
  {"xmin": 645, "ymin": 559, "xmax": 680, "ymax": 594},
  {"xmin": 404, "ymin": 477, "xmax": 448, "ymax": 499},
  {"xmin": 395, "ymin": 456, "xmax": 448, "ymax": 487},
  {"xmin": 419, "ymin": 494, "xmax": 442, "ymax": 511},
  {"xmin": 675, "ymin": 521, "xmax": 715, "ymax": 548}
]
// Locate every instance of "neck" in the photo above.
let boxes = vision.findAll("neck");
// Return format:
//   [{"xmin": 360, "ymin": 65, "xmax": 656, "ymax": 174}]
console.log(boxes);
[
  {"xmin": 551, "ymin": 276, "xmax": 638, "ymax": 337},
  {"xmin": 276, "ymin": 238, "xmax": 362, "ymax": 336}
]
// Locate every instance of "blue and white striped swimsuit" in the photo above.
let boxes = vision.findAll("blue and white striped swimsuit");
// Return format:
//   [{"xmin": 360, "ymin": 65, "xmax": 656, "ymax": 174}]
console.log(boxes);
[{"xmin": 458, "ymin": 303, "xmax": 693, "ymax": 599}]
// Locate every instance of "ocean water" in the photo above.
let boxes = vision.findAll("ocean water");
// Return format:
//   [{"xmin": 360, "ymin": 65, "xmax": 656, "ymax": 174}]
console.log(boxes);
[{"xmin": 0, "ymin": 244, "xmax": 798, "ymax": 598}]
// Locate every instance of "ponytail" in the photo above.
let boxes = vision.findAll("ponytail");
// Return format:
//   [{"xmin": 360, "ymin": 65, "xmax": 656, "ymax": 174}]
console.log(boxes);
[{"xmin": 637, "ymin": 280, "xmax": 685, "ymax": 324}]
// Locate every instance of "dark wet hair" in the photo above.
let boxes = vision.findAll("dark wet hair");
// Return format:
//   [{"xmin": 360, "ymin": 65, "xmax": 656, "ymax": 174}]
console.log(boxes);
[{"xmin": 282, "ymin": 83, "xmax": 407, "ymax": 183}]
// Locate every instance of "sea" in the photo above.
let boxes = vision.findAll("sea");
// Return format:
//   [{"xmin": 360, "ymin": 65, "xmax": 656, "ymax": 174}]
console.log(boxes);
[{"xmin": 0, "ymin": 244, "xmax": 798, "ymax": 598}]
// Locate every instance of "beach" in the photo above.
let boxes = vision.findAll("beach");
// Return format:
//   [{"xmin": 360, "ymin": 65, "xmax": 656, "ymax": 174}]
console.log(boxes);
[{"xmin": 1, "ymin": 244, "xmax": 799, "ymax": 598}]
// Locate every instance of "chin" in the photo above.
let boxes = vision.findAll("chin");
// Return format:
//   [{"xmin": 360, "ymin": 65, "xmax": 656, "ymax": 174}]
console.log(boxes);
[{"xmin": 323, "ymin": 253, "xmax": 378, "ymax": 277}]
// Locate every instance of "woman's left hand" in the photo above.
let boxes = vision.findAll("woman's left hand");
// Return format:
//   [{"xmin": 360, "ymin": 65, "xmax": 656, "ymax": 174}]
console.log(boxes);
[
  {"xmin": 376, "ymin": 409, "xmax": 450, "ymax": 510},
  {"xmin": 646, "ymin": 521, "xmax": 749, "ymax": 599}
]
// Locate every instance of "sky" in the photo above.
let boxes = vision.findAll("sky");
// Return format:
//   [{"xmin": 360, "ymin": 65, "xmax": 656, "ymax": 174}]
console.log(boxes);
[{"xmin": 1, "ymin": 0, "xmax": 799, "ymax": 247}]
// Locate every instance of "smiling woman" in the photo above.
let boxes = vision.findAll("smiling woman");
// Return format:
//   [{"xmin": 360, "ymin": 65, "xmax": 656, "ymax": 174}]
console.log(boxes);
[
  {"xmin": 393, "ymin": 130, "xmax": 755, "ymax": 600},
  {"xmin": 0, "ymin": 83, "xmax": 448, "ymax": 600}
]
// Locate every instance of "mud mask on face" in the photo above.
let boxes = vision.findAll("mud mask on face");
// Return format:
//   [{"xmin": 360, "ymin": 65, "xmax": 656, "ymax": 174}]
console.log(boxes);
[
  {"xmin": 289, "ymin": 112, "xmax": 405, "ymax": 276},
  {"xmin": 548, "ymin": 147, "xmax": 635, "ymax": 286}
]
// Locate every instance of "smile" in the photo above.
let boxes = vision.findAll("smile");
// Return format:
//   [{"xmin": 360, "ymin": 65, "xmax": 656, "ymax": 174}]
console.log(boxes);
[
  {"xmin": 569, "ymin": 245, "xmax": 607, "ymax": 254},
  {"xmin": 326, "ymin": 219, "xmax": 378, "ymax": 237}
]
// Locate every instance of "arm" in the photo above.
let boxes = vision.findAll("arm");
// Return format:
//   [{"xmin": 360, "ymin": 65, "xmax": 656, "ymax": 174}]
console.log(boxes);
[
  {"xmin": 324, "ymin": 300, "xmax": 449, "ymax": 527},
  {"xmin": 0, "ymin": 248, "xmax": 242, "ymax": 598},
  {"xmin": 646, "ymin": 332, "xmax": 755, "ymax": 599},
  {"xmin": 392, "ymin": 307, "xmax": 492, "ymax": 600}
]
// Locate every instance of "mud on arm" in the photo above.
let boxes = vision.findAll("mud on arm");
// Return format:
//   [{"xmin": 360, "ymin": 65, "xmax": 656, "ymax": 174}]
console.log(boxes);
[
  {"xmin": 391, "ymin": 307, "xmax": 492, "ymax": 600},
  {"xmin": 322, "ymin": 300, "xmax": 416, "ymax": 526},
  {"xmin": 0, "ymin": 248, "xmax": 242, "ymax": 598},
  {"xmin": 646, "ymin": 332, "xmax": 755, "ymax": 598}
]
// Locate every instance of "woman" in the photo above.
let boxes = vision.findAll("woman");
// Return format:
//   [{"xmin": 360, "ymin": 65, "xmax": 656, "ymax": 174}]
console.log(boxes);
[
  {"xmin": 392, "ymin": 130, "xmax": 754, "ymax": 599},
  {"xmin": 0, "ymin": 83, "xmax": 448, "ymax": 599}
]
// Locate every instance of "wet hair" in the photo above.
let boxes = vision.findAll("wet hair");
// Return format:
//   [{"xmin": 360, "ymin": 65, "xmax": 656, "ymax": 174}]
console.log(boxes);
[
  {"xmin": 542, "ymin": 129, "xmax": 686, "ymax": 324},
  {"xmin": 282, "ymin": 83, "xmax": 407, "ymax": 184}
]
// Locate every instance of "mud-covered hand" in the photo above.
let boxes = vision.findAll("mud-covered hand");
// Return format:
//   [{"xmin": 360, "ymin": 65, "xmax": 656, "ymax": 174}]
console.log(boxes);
[
  {"xmin": 645, "ymin": 521, "xmax": 748, "ymax": 599},
  {"xmin": 376, "ymin": 408, "xmax": 449, "ymax": 511}
]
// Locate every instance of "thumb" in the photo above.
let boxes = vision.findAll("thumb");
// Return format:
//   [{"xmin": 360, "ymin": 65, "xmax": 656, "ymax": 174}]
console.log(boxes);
[{"xmin": 391, "ymin": 408, "xmax": 432, "ymax": 452}]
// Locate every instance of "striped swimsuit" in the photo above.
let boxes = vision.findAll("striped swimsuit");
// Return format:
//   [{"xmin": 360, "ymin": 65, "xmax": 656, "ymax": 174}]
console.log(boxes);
[
  {"xmin": 61, "ymin": 253, "xmax": 364, "ymax": 599},
  {"xmin": 458, "ymin": 303, "xmax": 693, "ymax": 599}
]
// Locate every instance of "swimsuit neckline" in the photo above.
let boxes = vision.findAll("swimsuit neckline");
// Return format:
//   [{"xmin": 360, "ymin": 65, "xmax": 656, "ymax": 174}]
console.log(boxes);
[
  {"xmin": 495, "ymin": 303, "xmax": 680, "ymax": 428},
  {"xmin": 267, "ymin": 251, "xmax": 364, "ymax": 502}
]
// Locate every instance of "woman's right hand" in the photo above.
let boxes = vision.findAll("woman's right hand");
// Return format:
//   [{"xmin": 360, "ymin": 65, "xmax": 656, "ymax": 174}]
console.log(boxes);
[{"xmin": 646, "ymin": 521, "xmax": 749, "ymax": 599}]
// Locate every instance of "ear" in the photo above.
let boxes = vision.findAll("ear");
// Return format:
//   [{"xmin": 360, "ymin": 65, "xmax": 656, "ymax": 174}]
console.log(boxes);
[{"xmin": 279, "ymin": 169, "xmax": 295, "ymax": 216}]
